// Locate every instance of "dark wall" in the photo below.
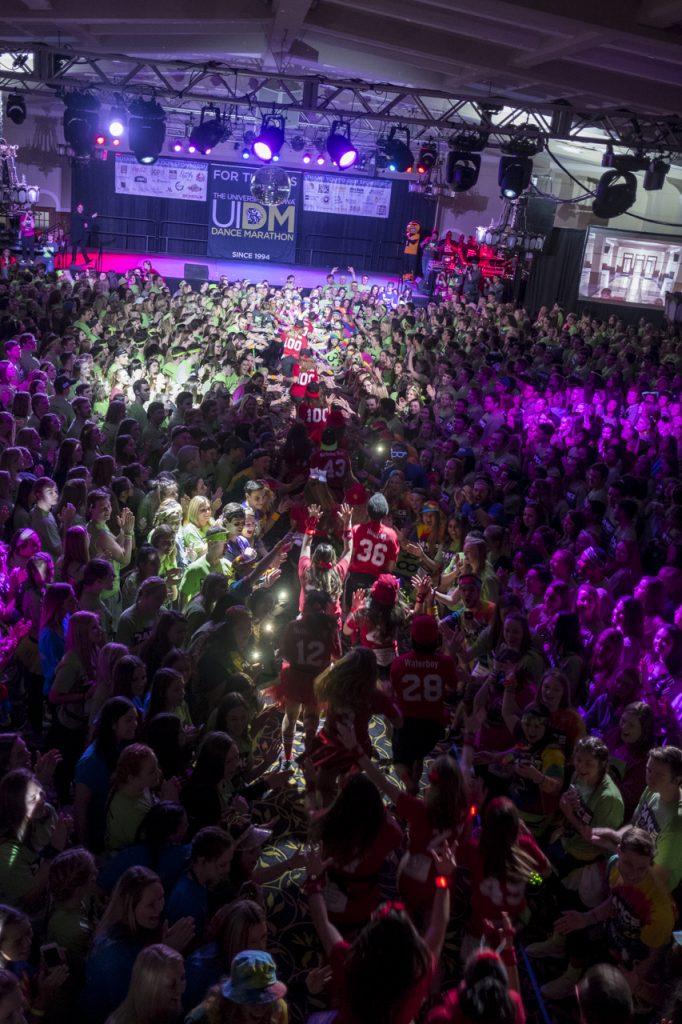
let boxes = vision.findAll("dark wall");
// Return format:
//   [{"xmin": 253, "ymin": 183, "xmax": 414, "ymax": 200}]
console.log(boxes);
[{"xmin": 72, "ymin": 156, "xmax": 435, "ymax": 274}]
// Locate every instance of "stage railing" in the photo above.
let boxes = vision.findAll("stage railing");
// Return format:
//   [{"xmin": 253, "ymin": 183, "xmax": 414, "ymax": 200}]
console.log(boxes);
[{"xmin": 75, "ymin": 215, "xmax": 407, "ymax": 274}]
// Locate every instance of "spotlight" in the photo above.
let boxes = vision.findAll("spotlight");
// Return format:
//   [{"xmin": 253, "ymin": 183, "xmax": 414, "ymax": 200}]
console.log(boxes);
[
  {"xmin": 172, "ymin": 141, "xmax": 183, "ymax": 153},
  {"xmin": 302, "ymin": 153, "xmax": 311, "ymax": 164},
  {"xmin": 6, "ymin": 94, "xmax": 26, "ymax": 125},
  {"xmin": 446, "ymin": 151, "xmax": 481, "ymax": 192},
  {"xmin": 128, "ymin": 97, "xmax": 165, "ymax": 165},
  {"xmin": 112, "ymin": 138, "xmax": 121, "ymax": 147},
  {"xmin": 188, "ymin": 144, "xmax": 196, "ymax": 154},
  {"xmin": 316, "ymin": 155, "xmax": 325, "ymax": 166},
  {"xmin": 416, "ymin": 142, "xmax": 438, "ymax": 174},
  {"xmin": 272, "ymin": 153, "xmax": 279, "ymax": 162},
  {"xmin": 63, "ymin": 91, "xmax": 101, "ymax": 158},
  {"xmin": 253, "ymin": 114, "xmax": 285, "ymax": 162},
  {"xmin": 242, "ymin": 147, "xmax": 250, "ymax": 159},
  {"xmin": 326, "ymin": 120, "xmax": 357, "ymax": 169},
  {"xmin": 95, "ymin": 134, "xmax": 106, "ymax": 146},
  {"xmin": 189, "ymin": 105, "xmax": 229, "ymax": 155},
  {"xmin": 643, "ymin": 157, "xmax": 669, "ymax": 191},
  {"xmin": 107, "ymin": 105, "xmax": 126, "ymax": 138},
  {"xmin": 379, "ymin": 126, "xmax": 413, "ymax": 173},
  {"xmin": 593, "ymin": 169, "xmax": 637, "ymax": 218},
  {"xmin": 498, "ymin": 155, "xmax": 532, "ymax": 199}
]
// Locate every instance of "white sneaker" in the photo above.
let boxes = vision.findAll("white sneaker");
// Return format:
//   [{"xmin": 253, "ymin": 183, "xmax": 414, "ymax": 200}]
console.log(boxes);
[{"xmin": 541, "ymin": 964, "xmax": 583, "ymax": 1001}]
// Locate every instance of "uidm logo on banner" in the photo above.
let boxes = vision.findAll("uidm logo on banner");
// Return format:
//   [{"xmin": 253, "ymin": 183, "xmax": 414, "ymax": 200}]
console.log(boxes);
[{"xmin": 208, "ymin": 164, "xmax": 298, "ymax": 263}]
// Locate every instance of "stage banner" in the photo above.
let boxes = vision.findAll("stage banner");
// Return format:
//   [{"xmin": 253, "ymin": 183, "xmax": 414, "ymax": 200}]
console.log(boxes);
[
  {"xmin": 114, "ymin": 154, "xmax": 208, "ymax": 201},
  {"xmin": 208, "ymin": 164, "xmax": 299, "ymax": 262},
  {"xmin": 303, "ymin": 173, "xmax": 392, "ymax": 218}
]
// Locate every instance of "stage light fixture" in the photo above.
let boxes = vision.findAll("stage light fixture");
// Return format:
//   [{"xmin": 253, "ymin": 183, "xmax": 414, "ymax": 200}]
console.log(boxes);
[
  {"xmin": 107, "ymin": 102, "xmax": 126, "ymax": 138},
  {"xmin": 253, "ymin": 115, "xmax": 285, "ymax": 162},
  {"xmin": 63, "ymin": 91, "xmax": 101, "ymax": 158},
  {"xmin": 446, "ymin": 150, "xmax": 481, "ymax": 192},
  {"xmin": 379, "ymin": 126, "xmax": 413, "ymax": 173},
  {"xmin": 416, "ymin": 142, "xmax": 438, "ymax": 174},
  {"xmin": 643, "ymin": 157, "xmax": 669, "ymax": 191},
  {"xmin": 316, "ymin": 155, "xmax": 325, "ymax": 166},
  {"xmin": 302, "ymin": 153, "xmax": 311, "ymax": 164},
  {"xmin": 498, "ymin": 155, "xmax": 532, "ymax": 198},
  {"xmin": 128, "ymin": 97, "xmax": 166, "ymax": 165},
  {"xmin": 592, "ymin": 169, "xmax": 637, "ymax": 218},
  {"xmin": 172, "ymin": 141, "xmax": 183, "ymax": 153},
  {"xmin": 95, "ymin": 134, "xmax": 106, "ymax": 145},
  {"xmin": 326, "ymin": 121, "xmax": 357, "ymax": 169},
  {"xmin": 189, "ymin": 105, "xmax": 229, "ymax": 155},
  {"xmin": 6, "ymin": 94, "xmax": 26, "ymax": 125},
  {"xmin": 242, "ymin": 147, "xmax": 250, "ymax": 159},
  {"xmin": 112, "ymin": 138, "xmax": 121, "ymax": 147},
  {"xmin": 188, "ymin": 144, "xmax": 196, "ymax": 154}
]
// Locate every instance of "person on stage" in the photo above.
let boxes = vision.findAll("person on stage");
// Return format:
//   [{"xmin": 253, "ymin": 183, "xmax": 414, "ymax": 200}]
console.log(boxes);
[{"xmin": 71, "ymin": 202, "xmax": 98, "ymax": 265}]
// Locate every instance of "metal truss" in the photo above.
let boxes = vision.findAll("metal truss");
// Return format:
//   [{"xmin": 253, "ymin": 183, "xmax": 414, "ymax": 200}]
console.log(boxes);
[{"xmin": 1, "ymin": 41, "xmax": 681, "ymax": 152}]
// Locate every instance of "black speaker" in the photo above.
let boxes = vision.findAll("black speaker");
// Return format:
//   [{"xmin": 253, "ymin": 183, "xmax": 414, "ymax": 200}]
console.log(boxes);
[
  {"xmin": 184, "ymin": 263, "xmax": 209, "ymax": 281},
  {"xmin": 526, "ymin": 196, "xmax": 556, "ymax": 236}
]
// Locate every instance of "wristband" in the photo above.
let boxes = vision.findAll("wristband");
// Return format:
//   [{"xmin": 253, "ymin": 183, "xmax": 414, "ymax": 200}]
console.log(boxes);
[{"xmin": 434, "ymin": 874, "xmax": 451, "ymax": 890}]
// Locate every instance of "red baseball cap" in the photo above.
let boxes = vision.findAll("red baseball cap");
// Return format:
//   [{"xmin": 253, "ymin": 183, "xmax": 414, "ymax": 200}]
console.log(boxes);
[
  {"xmin": 410, "ymin": 615, "xmax": 440, "ymax": 647},
  {"xmin": 370, "ymin": 573, "xmax": 400, "ymax": 607}
]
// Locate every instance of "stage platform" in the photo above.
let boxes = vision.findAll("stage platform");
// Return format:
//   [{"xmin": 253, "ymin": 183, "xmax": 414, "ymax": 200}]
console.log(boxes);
[{"xmin": 69, "ymin": 250, "xmax": 396, "ymax": 289}]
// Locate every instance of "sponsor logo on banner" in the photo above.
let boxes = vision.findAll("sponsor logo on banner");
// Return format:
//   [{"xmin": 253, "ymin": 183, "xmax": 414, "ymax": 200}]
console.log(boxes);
[
  {"xmin": 114, "ymin": 154, "xmax": 208, "ymax": 202},
  {"xmin": 303, "ymin": 172, "xmax": 392, "ymax": 218}
]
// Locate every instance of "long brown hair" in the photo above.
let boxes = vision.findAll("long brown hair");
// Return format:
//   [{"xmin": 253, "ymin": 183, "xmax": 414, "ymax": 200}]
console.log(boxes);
[{"xmin": 315, "ymin": 647, "xmax": 378, "ymax": 715}]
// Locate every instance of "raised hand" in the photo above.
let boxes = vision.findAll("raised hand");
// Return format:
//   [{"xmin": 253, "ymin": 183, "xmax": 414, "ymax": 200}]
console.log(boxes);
[
  {"xmin": 163, "ymin": 916, "xmax": 196, "ymax": 951},
  {"xmin": 34, "ymin": 748, "xmax": 61, "ymax": 784}
]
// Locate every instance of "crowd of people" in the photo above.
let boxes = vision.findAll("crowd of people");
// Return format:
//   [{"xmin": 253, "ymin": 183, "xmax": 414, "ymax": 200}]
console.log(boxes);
[{"xmin": 0, "ymin": 250, "xmax": 680, "ymax": 1024}]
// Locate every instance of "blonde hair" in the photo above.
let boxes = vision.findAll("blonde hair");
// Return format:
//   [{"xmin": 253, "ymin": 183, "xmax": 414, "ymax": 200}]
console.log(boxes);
[
  {"xmin": 152, "ymin": 499, "xmax": 183, "ymax": 532},
  {"xmin": 96, "ymin": 866, "xmax": 160, "ymax": 938},
  {"xmin": 315, "ymin": 647, "xmax": 378, "ymax": 715},
  {"xmin": 106, "ymin": 943, "xmax": 183, "ymax": 1024},
  {"xmin": 186, "ymin": 495, "xmax": 212, "ymax": 529}
]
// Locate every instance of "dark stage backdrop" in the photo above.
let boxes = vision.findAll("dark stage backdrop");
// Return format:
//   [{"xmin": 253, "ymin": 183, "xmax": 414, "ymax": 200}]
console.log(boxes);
[
  {"xmin": 72, "ymin": 156, "xmax": 435, "ymax": 275},
  {"xmin": 525, "ymin": 227, "xmax": 585, "ymax": 315}
]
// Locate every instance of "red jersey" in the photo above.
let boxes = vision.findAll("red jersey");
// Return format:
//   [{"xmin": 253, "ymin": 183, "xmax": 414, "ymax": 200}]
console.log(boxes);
[
  {"xmin": 278, "ymin": 615, "xmax": 338, "ymax": 705},
  {"xmin": 349, "ymin": 521, "xmax": 399, "ymax": 577},
  {"xmin": 345, "ymin": 607, "xmax": 397, "ymax": 667},
  {"xmin": 297, "ymin": 401, "xmax": 329, "ymax": 443},
  {"xmin": 282, "ymin": 329, "xmax": 308, "ymax": 360},
  {"xmin": 390, "ymin": 649, "xmax": 457, "ymax": 722},
  {"xmin": 309, "ymin": 448, "xmax": 351, "ymax": 492},
  {"xmin": 461, "ymin": 830, "xmax": 549, "ymax": 937},
  {"xmin": 331, "ymin": 941, "xmax": 436, "ymax": 1024}
]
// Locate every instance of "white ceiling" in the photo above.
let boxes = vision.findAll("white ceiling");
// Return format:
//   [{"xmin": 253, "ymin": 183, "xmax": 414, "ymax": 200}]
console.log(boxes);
[{"xmin": 1, "ymin": 0, "xmax": 682, "ymax": 117}]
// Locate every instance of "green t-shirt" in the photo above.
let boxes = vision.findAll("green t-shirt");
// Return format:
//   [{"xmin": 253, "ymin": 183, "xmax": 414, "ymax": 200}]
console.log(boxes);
[
  {"xmin": 632, "ymin": 787, "xmax": 682, "ymax": 891},
  {"xmin": 0, "ymin": 839, "xmax": 38, "ymax": 904},
  {"xmin": 105, "ymin": 790, "xmax": 154, "ymax": 852},
  {"xmin": 46, "ymin": 905, "xmax": 94, "ymax": 961},
  {"xmin": 179, "ymin": 555, "xmax": 233, "ymax": 606},
  {"xmin": 563, "ymin": 772, "xmax": 624, "ymax": 860}
]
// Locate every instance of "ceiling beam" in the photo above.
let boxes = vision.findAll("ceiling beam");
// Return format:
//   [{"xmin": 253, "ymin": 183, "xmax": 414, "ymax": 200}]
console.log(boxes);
[
  {"xmin": 264, "ymin": 0, "xmax": 315, "ymax": 70},
  {"xmin": 304, "ymin": 6, "xmax": 682, "ymax": 113},
  {"xmin": 511, "ymin": 31, "xmax": 611, "ymax": 67}
]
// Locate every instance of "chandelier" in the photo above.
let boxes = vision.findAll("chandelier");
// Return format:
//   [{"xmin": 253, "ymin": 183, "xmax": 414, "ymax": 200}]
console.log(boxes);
[
  {"xmin": 1, "ymin": 139, "xmax": 41, "ymax": 209},
  {"xmin": 476, "ymin": 194, "xmax": 545, "ymax": 255}
]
